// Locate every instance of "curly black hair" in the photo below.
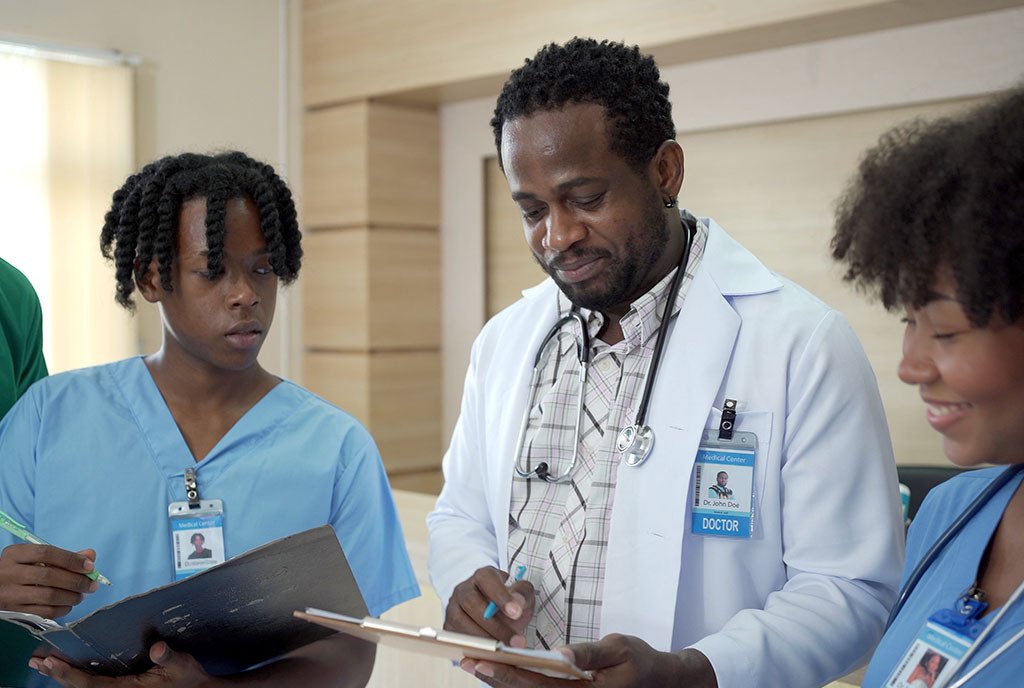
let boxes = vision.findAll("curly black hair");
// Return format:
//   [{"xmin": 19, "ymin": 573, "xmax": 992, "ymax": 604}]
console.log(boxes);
[
  {"xmin": 100, "ymin": 151, "xmax": 302, "ymax": 310},
  {"xmin": 491, "ymin": 37, "xmax": 675, "ymax": 172},
  {"xmin": 832, "ymin": 87, "xmax": 1024, "ymax": 326}
]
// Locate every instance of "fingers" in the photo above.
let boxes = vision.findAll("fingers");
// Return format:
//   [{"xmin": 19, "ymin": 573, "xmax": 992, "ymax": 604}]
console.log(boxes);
[
  {"xmin": 149, "ymin": 641, "xmax": 208, "ymax": 682},
  {"xmin": 29, "ymin": 656, "xmax": 107, "ymax": 688},
  {"xmin": 7, "ymin": 543, "xmax": 96, "ymax": 574},
  {"xmin": 467, "ymin": 660, "xmax": 575, "ymax": 687},
  {"xmin": 445, "ymin": 566, "xmax": 536, "ymax": 642},
  {"xmin": 476, "ymin": 566, "xmax": 523, "ymax": 618},
  {"xmin": 0, "ymin": 544, "xmax": 99, "ymax": 619},
  {"xmin": 565, "ymin": 640, "xmax": 613, "ymax": 670}
]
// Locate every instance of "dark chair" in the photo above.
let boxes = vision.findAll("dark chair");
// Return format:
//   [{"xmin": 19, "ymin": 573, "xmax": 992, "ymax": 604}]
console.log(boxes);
[{"xmin": 897, "ymin": 465, "xmax": 975, "ymax": 522}]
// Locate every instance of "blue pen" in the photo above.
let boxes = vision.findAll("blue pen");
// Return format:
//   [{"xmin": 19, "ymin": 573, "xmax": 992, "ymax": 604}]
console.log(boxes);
[
  {"xmin": 483, "ymin": 565, "xmax": 527, "ymax": 620},
  {"xmin": 0, "ymin": 508, "xmax": 112, "ymax": 586}
]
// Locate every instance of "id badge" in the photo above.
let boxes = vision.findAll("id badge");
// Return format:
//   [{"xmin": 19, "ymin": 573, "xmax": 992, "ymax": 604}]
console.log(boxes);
[
  {"xmin": 885, "ymin": 609, "xmax": 983, "ymax": 688},
  {"xmin": 691, "ymin": 430, "xmax": 757, "ymax": 538},
  {"xmin": 168, "ymin": 499, "xmax": 225, "ymax": 580}
]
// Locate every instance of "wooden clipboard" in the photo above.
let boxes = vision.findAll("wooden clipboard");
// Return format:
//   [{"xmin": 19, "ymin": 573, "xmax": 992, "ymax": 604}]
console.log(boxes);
[{"xmin": 294, "ymin": 608, "xmax": 592, "ymax": 680}]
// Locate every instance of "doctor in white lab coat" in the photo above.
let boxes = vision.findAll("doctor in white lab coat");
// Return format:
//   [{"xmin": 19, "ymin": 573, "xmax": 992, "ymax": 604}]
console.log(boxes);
[
  {"xmin": 430, "ymin": 216, "xmax": 903, "ymax": 687},
  {"xmin": 428, "ymin": 38, "xmax": 903, "ymax": 688}
]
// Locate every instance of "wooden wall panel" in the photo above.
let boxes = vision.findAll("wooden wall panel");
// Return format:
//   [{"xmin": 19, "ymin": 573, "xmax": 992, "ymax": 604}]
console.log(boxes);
[
  {"xmin": 303, "ymin": 350, "xmax": 370, "ymax": 422},
  {"xmin": 369, "ymin": 351, "xmax": 442, "ymax": 473},
  {"xmin": 302, "ymin": 0, "xmax": 1020, "ymax": 106},
  {"xmin": 368, "ymin": 229, "xmax": 440, "ymax": 348},
  {"xmin": 303, "ymin": 103, "xmax": 368, "ymax": 227},
  {"xmin": 302, "ymin": 351, "xmax": 442, "ymax": 474},
  {"xmin": 303, "ymin": 101, "xmax": 439, "ymax": 228},
  {"xmin": 302, "ymin": 229, "xmax": 370, "ymax": 349},
  {"xmin": 368, "ymin": 103, "xmax": 440, "ymax": 227},
  {"xmin": 303, "ymin": 228, "xmax": 439, "ymax": 350}
]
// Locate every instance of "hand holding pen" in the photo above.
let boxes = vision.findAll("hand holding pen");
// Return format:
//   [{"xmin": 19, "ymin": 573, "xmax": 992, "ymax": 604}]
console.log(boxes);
[
  {"xmin": 444, "ymin": 564, "xmax": 535, "ymax": 648},
  {"xmin": 483, "ymin": 565, "xmax": 527, "ymax": 619},
  {"xmin": 0, "ymin": 508, "xmax": 110, "ymax": 619}
]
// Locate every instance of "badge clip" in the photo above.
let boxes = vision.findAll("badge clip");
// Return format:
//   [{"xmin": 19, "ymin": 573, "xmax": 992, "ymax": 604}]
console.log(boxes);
[
  {"xmin": 718, "ymin": 398, "xmax": 737, "ymax": 440},
  {"xmin": 184, "ymin": 468, "xmax": 201, "ymax": 509}
]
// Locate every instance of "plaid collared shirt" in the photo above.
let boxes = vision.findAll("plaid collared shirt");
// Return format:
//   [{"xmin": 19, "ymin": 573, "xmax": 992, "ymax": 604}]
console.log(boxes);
[{"xmin": 507, "ymin": 214, "xmax": 708, "ymax": 649}]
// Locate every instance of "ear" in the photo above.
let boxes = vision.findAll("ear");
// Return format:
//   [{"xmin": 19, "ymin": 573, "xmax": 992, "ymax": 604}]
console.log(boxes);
[
  {"xmin": 650, "ymin": 139, "xmax": 684, "ymax": 201},
  {"xmin": 135, "ymin": 258, "xmax": 163, "ymax": 304}
]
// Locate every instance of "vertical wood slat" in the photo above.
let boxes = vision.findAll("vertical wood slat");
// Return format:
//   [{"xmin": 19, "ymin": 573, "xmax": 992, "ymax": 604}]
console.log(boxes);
[
  {"xmin": 302, "ymin": 228, "xmax": 440, "ymax": 350},
  {"xmin": 303, "ymin": 101, "xmax": 439, "ymax": 229},
  {"xmin": 303, "ymin": 350, "xmax": 442, "ymax": 474}
]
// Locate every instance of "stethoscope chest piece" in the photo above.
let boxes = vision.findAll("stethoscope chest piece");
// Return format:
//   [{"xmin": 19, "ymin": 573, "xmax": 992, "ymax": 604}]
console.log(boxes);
[{"xmin": 617, "ymin": 424, "xmax": 654, "ymax": 467}]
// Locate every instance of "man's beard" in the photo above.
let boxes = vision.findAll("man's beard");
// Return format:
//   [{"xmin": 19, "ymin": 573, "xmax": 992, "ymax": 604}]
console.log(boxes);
[{"xmin": 536, "ymin": 201, "xmax": 670, "ymax": 312}]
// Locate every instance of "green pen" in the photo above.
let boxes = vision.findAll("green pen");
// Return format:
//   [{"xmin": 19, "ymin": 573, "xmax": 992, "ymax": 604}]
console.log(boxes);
[{"xmin": 0, "ymin": 508, "xmax": 112, "ymax": 586}]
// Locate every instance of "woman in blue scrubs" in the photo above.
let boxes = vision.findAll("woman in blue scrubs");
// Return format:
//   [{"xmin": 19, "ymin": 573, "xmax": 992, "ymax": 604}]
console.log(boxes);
[
  {"xmin": 832, "ymin": 88, "xmax": 1024, "ymax": 686},
  {"xmin": 0, "ymin": 152, "xmax": 418, "ymax": 687}
]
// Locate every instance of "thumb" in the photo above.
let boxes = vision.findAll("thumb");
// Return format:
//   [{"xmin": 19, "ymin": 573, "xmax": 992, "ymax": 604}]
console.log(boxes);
[
  {"xmin": 150, "ymin": 641, "xmax": 177, "ymax": 666},
  {"xmin": 563, "ymin": 641, "xmax": 612, "ymax": 670}
]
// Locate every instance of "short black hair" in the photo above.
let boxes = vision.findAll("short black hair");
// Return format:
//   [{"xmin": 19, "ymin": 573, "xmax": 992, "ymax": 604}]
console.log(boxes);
[
  {"xmin": 831, "ymin": 88, "xmax": 1024, "ymax": 326},
  {"xmin": 491, "ymin": 37, "xmax": 675, "ymax": 171},
  {"xmin": 191, "ymin": 532, "xmax": 205, "ymax": 544},
  {"xmin": 100, "ymin": 151, "xmax": 302, "ymax": 310}
]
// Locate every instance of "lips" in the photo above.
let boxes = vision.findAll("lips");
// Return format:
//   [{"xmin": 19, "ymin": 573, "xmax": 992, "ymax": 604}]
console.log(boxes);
[
  {"xmin": 225, "ymin": 321, "xmax": 264, "ymax": 350},
  {"xmin": 550, "ymin": 255, "xmax": 606, "ymax": 284},
  {"xmin": 922, "ymin": 398, "xmax": 971, "ymax": 431},
  {"xmin": 925, "ymin": 401, "xmax": 971, "ymax": 417}
]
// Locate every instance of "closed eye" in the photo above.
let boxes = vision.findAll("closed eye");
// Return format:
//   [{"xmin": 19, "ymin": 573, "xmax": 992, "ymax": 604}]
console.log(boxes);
[
  {"xmin": 521, "ymin": 206, "xmax": 546, "ymax": 222},
  {"xmin": 574, "ymin": 193, "xmax": 604, "ymax": 209}
]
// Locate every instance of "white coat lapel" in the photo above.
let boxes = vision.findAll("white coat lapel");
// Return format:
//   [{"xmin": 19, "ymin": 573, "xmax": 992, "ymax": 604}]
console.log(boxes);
[{"xmin": 599, "ymin": 249, "xmax": 741, "ymax": 650}]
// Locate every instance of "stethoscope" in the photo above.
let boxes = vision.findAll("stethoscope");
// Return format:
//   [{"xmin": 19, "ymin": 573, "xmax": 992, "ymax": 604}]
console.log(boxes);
[
  {"xmin": 513, "ymin": 220, "xmax": 695, "ymax": 482},
  {"xmin": 885, "ymin": 463, "xmax": 1024, "ymax": 687}
]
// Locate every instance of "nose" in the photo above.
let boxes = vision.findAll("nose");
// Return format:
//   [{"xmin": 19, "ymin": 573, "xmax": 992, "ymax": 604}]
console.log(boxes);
[
  {"xmin": 897, "ymin": 324, "xmax": 936, "ymax": 386},
  {"xmin": 541, "ymin": 205, "xmax": 586, "ymax": 252},
  {"xmin": 227, "ymin": 270, "xmax": 260, "ymax": 309}
]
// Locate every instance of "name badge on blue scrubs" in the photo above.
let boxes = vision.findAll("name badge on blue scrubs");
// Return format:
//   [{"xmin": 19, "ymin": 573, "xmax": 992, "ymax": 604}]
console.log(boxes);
[
  {"xmin": 168, "ymin": 468, "xmax": 226, "ymax": 580},
  {"xmin": 886, "ymin": 589, "xmax": 987, "ymax": 687},
  {"xmin": 691, "ymin": 429, "xmax": 757, "ymax": 538}
]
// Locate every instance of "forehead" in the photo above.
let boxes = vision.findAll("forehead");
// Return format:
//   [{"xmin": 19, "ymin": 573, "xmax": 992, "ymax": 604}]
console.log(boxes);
[
  {"xmin": 500, "ymin": 103, "xmax": 621, "ymax": 186},
  {"xmin": 177, "ymin": 196, "xmax": 264, "ymax": 254}
]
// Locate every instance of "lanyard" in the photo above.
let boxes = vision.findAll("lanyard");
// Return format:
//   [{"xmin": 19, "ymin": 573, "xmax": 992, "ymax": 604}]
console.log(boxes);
[{"xmin": 944, "ymin": 578, "xmax": 1024, "ymax": 687}]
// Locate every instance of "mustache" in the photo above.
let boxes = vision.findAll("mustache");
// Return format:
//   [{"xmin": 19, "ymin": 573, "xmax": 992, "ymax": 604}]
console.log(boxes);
[{"xmin": 542, "ymin": 249, "xmax": 612, "ymax": 271}]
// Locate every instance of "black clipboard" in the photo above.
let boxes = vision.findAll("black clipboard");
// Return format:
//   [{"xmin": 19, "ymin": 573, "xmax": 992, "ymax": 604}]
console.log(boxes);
[{"xmin": 0, "ymin": 526, "xmax": 367, "ymax": 677}]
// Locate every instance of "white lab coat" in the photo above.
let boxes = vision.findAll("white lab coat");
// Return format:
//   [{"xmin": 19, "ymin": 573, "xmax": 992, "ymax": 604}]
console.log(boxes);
[{"xmin": 428, "ymin": 219, "xmax": 904, "ymax": 688}]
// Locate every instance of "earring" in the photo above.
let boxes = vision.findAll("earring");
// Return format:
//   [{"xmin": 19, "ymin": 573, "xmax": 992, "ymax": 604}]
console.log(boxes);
[{"xmin": 664, "ymin": 197, "xmax": 677, "ymax": 208}]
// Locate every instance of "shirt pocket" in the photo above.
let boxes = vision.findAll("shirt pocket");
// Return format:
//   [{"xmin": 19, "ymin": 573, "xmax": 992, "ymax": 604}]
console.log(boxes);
[{"xmin": 704, "ymin": 407, "xmax": 773, "ymax": 530}]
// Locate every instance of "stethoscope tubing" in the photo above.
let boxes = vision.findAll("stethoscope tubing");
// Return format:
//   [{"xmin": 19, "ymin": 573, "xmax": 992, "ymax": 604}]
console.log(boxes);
[
  {"xmin": 512, "ymin": 217, "xmax": 695, "ymax": 482},
  {"xmin": 885, "ymin": 463, "xmax": 1024, "ymax": 630}
]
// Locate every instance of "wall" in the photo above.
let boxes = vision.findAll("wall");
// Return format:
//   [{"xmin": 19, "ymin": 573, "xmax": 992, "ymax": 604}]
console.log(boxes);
[{"xmin": 0, "ymin": 0, "xmax": 300, "ymax": 378}]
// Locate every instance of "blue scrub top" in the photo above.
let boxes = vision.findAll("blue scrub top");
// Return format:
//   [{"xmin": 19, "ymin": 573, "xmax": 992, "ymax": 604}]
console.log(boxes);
[
  {"xmin": 0, "ymin": 357, "xmax": 418, "ymax": 624},
  {"xmin": 862, "ymin": 466, "xmax": 1024, "ymax": 686}
]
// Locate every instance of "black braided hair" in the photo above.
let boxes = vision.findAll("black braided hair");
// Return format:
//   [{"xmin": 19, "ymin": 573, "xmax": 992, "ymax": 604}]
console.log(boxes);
[
  {"xmin": 832, "ymin": 87, "xmax": 1024, "ymax": 326},
  {"xmin": 100, "ymin": 151, "xmax": 302, "ymax": 310},
  {"xmin": 491, "ymin": 37, "xmax": 676, "ymax": 172}
]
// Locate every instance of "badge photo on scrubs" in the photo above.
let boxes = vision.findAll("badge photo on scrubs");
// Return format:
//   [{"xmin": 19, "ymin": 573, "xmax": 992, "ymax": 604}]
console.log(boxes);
[
  {"xmin": 691, "ymin": 430, "xmax": 757, "ymax": 538},
  {"xmin": 886, "ymin": 601, "xmax": 985, "ymax": 688},
  {"xmin": 168, "ymin": 499, "xmax": 225, "ymax": 580}
]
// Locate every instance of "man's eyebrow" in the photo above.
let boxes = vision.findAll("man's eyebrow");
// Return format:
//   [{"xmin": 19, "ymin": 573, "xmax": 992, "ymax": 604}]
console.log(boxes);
[{"xmin": 511, "ymin": 177, "xmax": 603, "ymax": 202}]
